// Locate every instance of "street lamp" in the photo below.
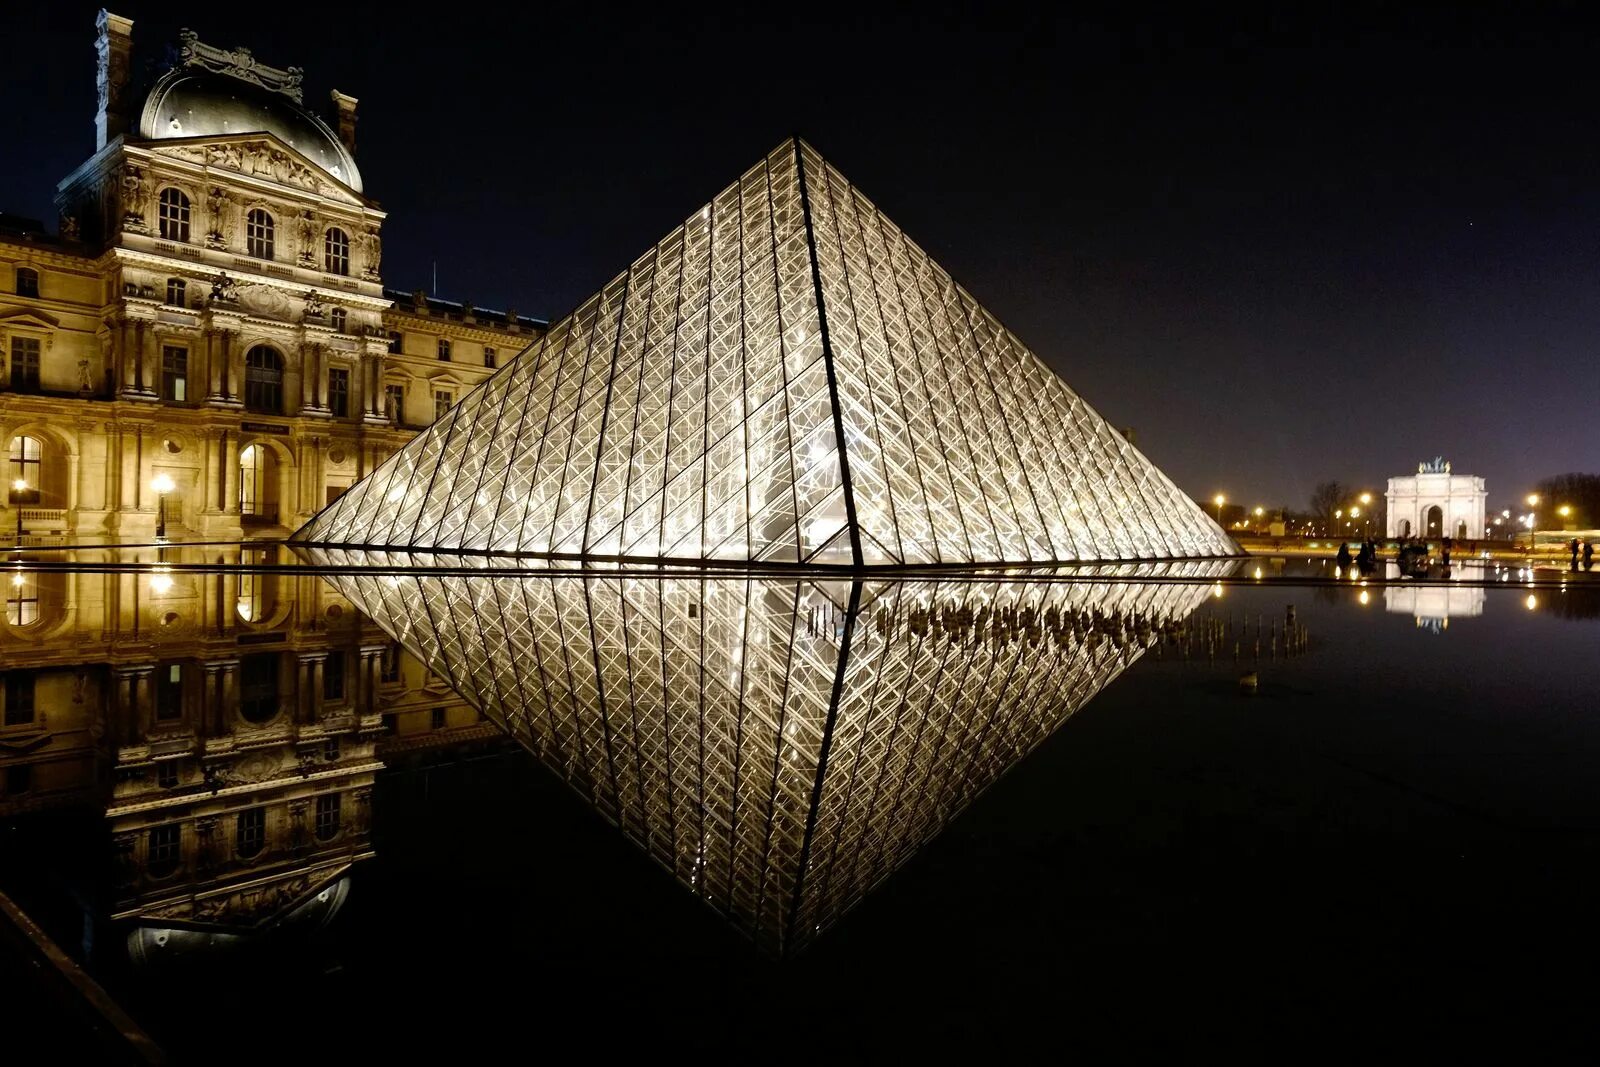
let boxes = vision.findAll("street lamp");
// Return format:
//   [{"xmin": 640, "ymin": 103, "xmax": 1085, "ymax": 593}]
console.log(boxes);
[
  {"xmin": 1526, "ymin": 494, "xmax": 1540, "ymax": 545},
  {"xmin": 1213, "ymin": 494, "xmax": 1225, "ymax": 524},
  {"xmin": 10, "ymin": 479, "xmax": 26, "ymax": 543},
  {"xmin": 152, "ymin": 473, "xmax": 175, "ymax": 541}
]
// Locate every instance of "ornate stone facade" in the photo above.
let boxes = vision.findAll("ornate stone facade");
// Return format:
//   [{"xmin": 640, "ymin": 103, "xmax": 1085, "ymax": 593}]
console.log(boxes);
[{"xmin": 0, "ymin": 13, "xmax": 545, "ymax": 544}]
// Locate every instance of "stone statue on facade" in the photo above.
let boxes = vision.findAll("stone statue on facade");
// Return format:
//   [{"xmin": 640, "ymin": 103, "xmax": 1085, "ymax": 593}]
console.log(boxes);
[
  {"xmin": 297, "ymin": 210, "xmax": 317, "ymax": 266},
  {"xmin": 210, "ymin": 271, "xmax": 239, "ymax": 304},
  {"xmin": 360, "ymin": 226, "xmax": 381, "ymax": 278},
  {"xmin": 304, "ymin": 289, "xmax": 325, "ymax": 318},
  {"xmin": 120, "ymin": 165, "xmax": 150, "ymax": 231},
  {"xmin": 205, "ymin": 186, "xmax": 231, "ymax": 248}
]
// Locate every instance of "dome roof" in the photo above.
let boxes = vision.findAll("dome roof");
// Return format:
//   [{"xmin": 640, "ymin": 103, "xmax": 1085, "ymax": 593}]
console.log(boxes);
[{"xmin": 138, "ymin": 71, "xmax": 362, "ymax": 193}]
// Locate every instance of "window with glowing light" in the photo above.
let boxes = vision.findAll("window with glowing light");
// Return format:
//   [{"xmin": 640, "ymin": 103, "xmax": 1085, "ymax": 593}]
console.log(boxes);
[
  {"xmin": 8, "ymin": 435, "xmax": 41, "ymax": 502},
  {"xmin": 5, "ymin": 572, "xmax": 39, "ymax": 627}
]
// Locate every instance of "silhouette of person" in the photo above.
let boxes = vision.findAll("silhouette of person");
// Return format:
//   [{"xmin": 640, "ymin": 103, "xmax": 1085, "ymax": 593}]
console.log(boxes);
[
  {"xmin": 1336, "ymin": 542, "xmax": 1353, "ymax": 571},
  {"xmin": 1572, "ymin": 538, "xmax": 1581, "ymax": 572},
  {"xmin": 1584, "ymin": 540, "xmax": 1594, "ymax": 572}
]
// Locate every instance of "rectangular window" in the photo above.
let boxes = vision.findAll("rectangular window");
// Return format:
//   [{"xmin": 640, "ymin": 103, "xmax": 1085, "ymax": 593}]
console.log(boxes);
[
  {"xmin": 314, "ymin": 793, "xmax": 342, "ymax": 841},
  {"xmin": 165, "ymin": 278, "xmax": 186, "ymax": 306},
  {"xmin": 323, "ymin": 651, "xmax": 346, "ymax": 701},
  {"xmin": 385, "ymin": 383, "xmax": 405, "ymax": 424},
  {"xmin": 437, "ymin": 339, "xmax": 451, "ymax": 361},
  {"xmin": 157, "ymin": 761, "xmax": 179, "ymax": 789},
  {"xmin": 431, "ymin": 706, "xmax": 446, "ymax": 730},
  {"xmin": 235, "ymin": 807, "xmax": 265, "ymax": 858},
  {"xmin": 148, "ymin": 823, "xmax": 181, "ymax": 876},
  {"xmin": 433, "ymin": 390, "xmax": 453, "ymax": 420},
  {"xmin": 484, "ymin": 346, "xmax": 496, "ymax": 369},
  {"xmin": 4, "ymin": 673, "xmax": 36, "ymax": 726},
  {"xmin": 323, "ymin": 738, "xmax": 340, "ymax": 763},
  {"xmin": 387, "ymin": 331, "xmax": 403, "ymax": 355},
  {"xmin": 10, "ymin": 337, "xmax": 41, "ymax": 392},
  {"xmin": 16, "ymin": 268, "xmax": 40, "ymax": 298},
  {"xmin": 162, "ymin": 345, "xmax": 188, "ymax": 402},
  {"xmin": 156, "ymin": 663, "xmax": 184, "ymax": 720},
  {"xmin": 327, "ymin": 366, "xmax": 349, "ymax": 418}
]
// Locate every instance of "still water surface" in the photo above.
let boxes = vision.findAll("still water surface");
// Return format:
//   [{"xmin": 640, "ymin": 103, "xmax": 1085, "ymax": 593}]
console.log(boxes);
[{"xmin": 0, "ymin": 548, "xmax": 1595, "ymax": 1059}]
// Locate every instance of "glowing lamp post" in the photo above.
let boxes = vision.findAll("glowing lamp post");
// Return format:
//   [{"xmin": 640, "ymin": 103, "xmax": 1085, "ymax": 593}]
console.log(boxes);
[
  {"xmin": 1526, "ymin": 494, "xmax": 1540, "ymax": 545},
  {"xmin": 11, "ymin": 479, "xmax": 27, "ymax": 542},
  {"xmin": 1213, "ymin": 494, "xmax": 1225, "ymax": 525},
  {"xmin": 152, "ymin": 473, "xmax": 176, "ymax": 541}
]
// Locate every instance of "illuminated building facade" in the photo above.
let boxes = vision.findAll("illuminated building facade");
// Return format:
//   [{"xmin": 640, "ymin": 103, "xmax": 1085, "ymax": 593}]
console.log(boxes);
[
  {"xmin": 0, "ymin": 13, "xmax": 544, "ymax": 544},
  {"xmin": 1385, "ymin": 458, "xmax": 1487, "ymax": 540},
  {"xmin": 296, "ymin": 140, "xmax": 1235, "ymax": 565}
]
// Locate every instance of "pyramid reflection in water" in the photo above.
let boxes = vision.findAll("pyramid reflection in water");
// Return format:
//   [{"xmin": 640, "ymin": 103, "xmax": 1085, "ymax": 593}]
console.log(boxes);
[
  {"xmin": 311, "ymin": 553, "xmax": 1227, "ymax": 953},
  {"xmin": 295, "ymin": 139, "xmax": 1235, "ymax": 565}
]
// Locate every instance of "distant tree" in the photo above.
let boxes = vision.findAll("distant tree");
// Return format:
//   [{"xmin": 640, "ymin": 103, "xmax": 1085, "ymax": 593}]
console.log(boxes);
[
  {"xmin": 1535, "ymin": 473, "xmax": 1600, "ymax": 528},
  {"xmin": 1308, "ymin": 481, "xmax": 1349, "ymax": 526}
]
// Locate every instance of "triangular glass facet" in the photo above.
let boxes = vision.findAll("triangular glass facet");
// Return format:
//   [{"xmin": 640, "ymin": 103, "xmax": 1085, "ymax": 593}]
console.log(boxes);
[{"xmin": 294, "ymin": 140, "xmax": 1236, "ymax": 564}]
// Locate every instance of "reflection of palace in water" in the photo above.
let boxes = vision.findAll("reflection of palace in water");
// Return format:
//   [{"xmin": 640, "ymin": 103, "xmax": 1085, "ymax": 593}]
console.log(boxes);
[
  {"xmin": 314, "ymin": 554, "xmax": 1224, "ymax": 954},
  {"xmin": 1384, "ymin": 583, "xmax": 1486, "ymax": 633},
  {"xmin": 0, "ymin": 550, "xmax": 485, "ymax": 956}
]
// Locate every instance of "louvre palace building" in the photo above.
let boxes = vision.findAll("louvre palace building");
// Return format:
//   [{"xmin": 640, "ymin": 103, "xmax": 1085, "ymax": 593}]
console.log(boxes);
[{"xmin": 0, "ymin": 12, "xmax": 546, "ymax": 544}]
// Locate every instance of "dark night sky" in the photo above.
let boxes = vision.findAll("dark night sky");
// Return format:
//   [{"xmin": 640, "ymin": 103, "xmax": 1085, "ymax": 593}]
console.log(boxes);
[{"xmin": 4, "ymin": 4, "xmax": 1597, "ymax": 511}]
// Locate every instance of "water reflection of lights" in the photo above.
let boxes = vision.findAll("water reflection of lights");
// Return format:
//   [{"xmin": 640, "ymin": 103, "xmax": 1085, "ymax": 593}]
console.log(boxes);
[{"xmin": 1526, "ymin": 594, "xmax": 1539, "ymax": 611}]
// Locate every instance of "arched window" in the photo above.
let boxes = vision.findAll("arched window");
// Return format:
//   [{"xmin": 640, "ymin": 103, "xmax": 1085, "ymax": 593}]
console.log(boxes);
[
  {"xmin": 6, "ymin": 571, "xmax": 39, "ymax": 627},
  {"xmin": 15, "ymin": 267, "xmax": 39, "ymax": 299},
  {"xmin": 165, "ymin": 277, "xmax": 186, "ymax": 306},
  {"xmin": 8, "ymin": 436, "xmax": 41, "ymax": 503},
  {"xmin": 324, "ymin": 227, "xmax": 350, "ymax": 275},
  {"xmin": 330, "ymin": 307, "xmax": 347, "ymax": 332},
  {"xmin": 158, "ymin": 188, "xmax": 191, "ymax": 242},
  {"xmin": 243, "ymin": 346, "xmax": 283, "ymax": 413},
  {"xmin": 246, "ymin": 208, "xmax": 275, "ymax": 259}
]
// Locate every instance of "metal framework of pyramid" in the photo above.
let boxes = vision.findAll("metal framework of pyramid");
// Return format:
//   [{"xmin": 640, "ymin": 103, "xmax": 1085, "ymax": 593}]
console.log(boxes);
[
  {"xmin": 294, "ymin": 139, "xmax": 1236, "ymax": 566},
  {"xmin": 309, "ymin": 560, "xmax": 1224, "ymax": 953}
]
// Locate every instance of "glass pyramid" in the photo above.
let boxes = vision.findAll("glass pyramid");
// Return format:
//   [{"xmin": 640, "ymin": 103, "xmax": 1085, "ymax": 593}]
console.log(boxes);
[
  {"xmin": 294, "ymin": 139, "xmax": 1236, "ymax": 565},
  {"xmin": 306, "ymin": 554, "xmax": 1228, "ymax": 953}
]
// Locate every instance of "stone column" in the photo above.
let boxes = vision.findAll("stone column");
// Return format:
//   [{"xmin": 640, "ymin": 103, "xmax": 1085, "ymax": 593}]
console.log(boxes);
[
  {"xmin": 221, "ymin": 431, "xmax": 240, "ymax": 515},
  {"xmin": 205, "ymin": 331, "xmax": 224, "ymax": 402},
  {"xmin": 141, "ymin": 326, "xmax": 159, "ymax": 397},
  {"xmin": 297, "ymin": 652, "xmax": 326, "ymax": 723},
  {"xmin": 359, "ymin": 644, "xmax": 386, "ymax": 720},
  {"xmin": 119, "ymin": 319, "xmax": 140, "ymax": 397}
]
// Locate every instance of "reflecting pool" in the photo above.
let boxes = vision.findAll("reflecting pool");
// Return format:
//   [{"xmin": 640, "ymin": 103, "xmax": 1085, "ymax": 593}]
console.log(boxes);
[{"xmin": 1, "ymin": 547, "xmax": 1596, "ymax": 1060}]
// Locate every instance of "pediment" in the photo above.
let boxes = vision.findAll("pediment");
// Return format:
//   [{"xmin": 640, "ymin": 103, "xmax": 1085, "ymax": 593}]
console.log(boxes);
[
  {"xmin": 144, "ymin": 134, "xmax": 367, "ymax": 207},
  {"xmin": 0, "ymin": 307, "xmax": 61, "ymax": 331}
]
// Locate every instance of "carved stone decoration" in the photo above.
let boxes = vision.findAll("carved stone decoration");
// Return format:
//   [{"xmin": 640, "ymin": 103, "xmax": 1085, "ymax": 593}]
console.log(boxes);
[
  {"xmin": 297, "ymin": 210, "xmax": 317, "ymax": 266},
  {"xmin": 219, "ymin": 749, "xmax": 282, "ymax": 786},
  {"xmin": 360, "ymin": 227, "xmax": 381, "ymax": 279},
  {"xmin": 236, "ymin": 283, "xmax": 290, "ymax": 319},
  {"xmin": 209, "ymin": 271, "xmax": 240, "ymax": 305},
  {"xmin": 120, "ymin": 165, "xmax": 150, "ymax": 233},
  {"xmin": 304, "ymin": 289, "xmax": 325, "ymax": 319},
  {"xmin": 59, "ymin": 213, "xmax": 80, "ymax": 242},
  {"xmin": 205, "ymin": 186, "xmax": 232, "ymax": 249},
  {"xmin": 176, "ymin": 29, "xmax": 305, "ymax": 103},
  {"xmin": 148, "ymin": 141, "xmax": 353, "ymax": 202}
]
